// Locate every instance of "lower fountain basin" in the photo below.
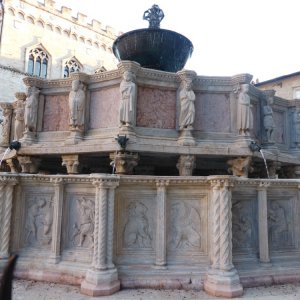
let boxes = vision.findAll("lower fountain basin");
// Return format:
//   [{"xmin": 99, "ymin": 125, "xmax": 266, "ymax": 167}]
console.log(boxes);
[{"xmin": 112, "ymin": 28, "xmax": 193, "ymax": 73}]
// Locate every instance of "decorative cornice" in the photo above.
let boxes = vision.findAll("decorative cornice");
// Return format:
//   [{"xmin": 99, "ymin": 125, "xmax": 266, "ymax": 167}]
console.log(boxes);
[{"xmin": 89, "ymin": 69, "xmax": 120, "ymax": 83}]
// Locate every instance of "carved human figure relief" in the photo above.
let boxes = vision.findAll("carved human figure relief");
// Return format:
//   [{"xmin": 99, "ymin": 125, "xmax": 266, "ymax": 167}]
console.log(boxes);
[
  {"xmin": 123, "ymin": 200, "xmax": 152, "ymax": 248},
  {"xmin": 25, "ymin": 196, "xmax": 53, "ymax": 246},
  {"xmin": 236, "ymin": 84, "xmax": 253, "ymax": 136},
  {"xmin": 232, "ymin": 200, "xmax": 252, "ymax": 249},
  {"xmin": 268, "ymin": 201, "xmax": 289, "ymax": 248},
  {"xmin": 14, "ymin": 98, "xmax": 25, "ymax": 140},
  {"xmin": 24, "ymin": 86, "xmax": 40, "ymax": 133},
  {"xmin": 119, "ymin": 71, "xmax": 137, "ymax": 127},
  {"xmin": 263, "ymin": 95, "xmax": 275, "ymax": 142},
  {"xmin": 178, "ymin": 80, "xmax": 195, "ymax": 130},
  {"xmin": 71, "ymin": 197, "xmax": 95, "ymax": 247},
  {"xmin": 69, "ymin": 79, "xmax": 86, "ymax": 131},
  {"xmin": 168, "ymin": 201, "xmax": 201, "ymax": 250}
]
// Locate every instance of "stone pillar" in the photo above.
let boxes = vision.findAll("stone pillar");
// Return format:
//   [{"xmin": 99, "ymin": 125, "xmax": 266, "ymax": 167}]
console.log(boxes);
[
  {"xmin": 81, "ymin": 176, "xmax": 120, "ymax": 296},
  {"xmin": 0, "ymin": 103, "xmax": 13, "ymax": 147},
  {"xmin": 257, "ymin": 182, "xmax": 271, "ymax": 265},
  {"xmin": 176, "ymin": 155, "xmax": 195, "ymax": 176},
  {"xmin": 154, "ymin": 179, "xmax": 169, "ymax": 268},
  {"xmin": 0, "ymin": 177, "xmax": 18, "ymax": 259},
  {"xmin": 204, "ymin": 177, "xmax": 243, "ymax": 298},
  {"xmin": 62, "ymin": 154, "xmax": 79, "ymax": 174},
  {"xmin": 18, "ymin": 156, "xmax": 41, "ymax": 173},
  {"xmin": 49, "ymin": 178, "xmax": 64, "ymax": 263}
]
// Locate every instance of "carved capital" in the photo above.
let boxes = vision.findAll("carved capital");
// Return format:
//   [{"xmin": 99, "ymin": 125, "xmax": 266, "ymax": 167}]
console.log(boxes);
[
  {"xmin": 109, "ymin": 152, "xmax": 139, "ymax": 175},
  {"xmin": 18, "ymin": 156, "xmax": 41, "ymax": 173},
  {"xmin": 69, "ymin": 72, "xmax": 89, "ymax": 83},
  {"xmin": 176, "ymin": 155, "xmax": 196, "ymax": 176},
  {"xmin": 6, "ymin": 159, "xmax": 19, "ymax": 173},
  {"xmin": 117, "ymin": 61, "xmax": 141, "ymax": 76},
  {"xmin": 257, "ymin": 181, "xmax": 270, "ymax": 190},
  {"xmin": 227, "ymin": 156, "xmax": 252, "ymax": 178},
  {"xmin": 61, "ymin": 154, "xmax": 79, "ymax": 174},
  {"xmin": 92, "ymin": 177, "xmax": 120, "ymax": 189},
  {"xmin": 15, "ymin": 92, "xmax": 27, "ymax": 101},
  {"xmin": 177, "ymin": 69, "xmax": 197, "ymax": 85},
  {"xmin": 155, "ymin": 179, "xmax": 169, "ymax": 188}
]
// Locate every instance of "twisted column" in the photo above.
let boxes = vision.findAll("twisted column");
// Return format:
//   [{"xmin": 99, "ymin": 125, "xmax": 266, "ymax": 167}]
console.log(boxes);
[
  {"xmin": 0, "ymin": 179, "xmax": 17, "ymax": 259},
  {"xmin": 154, "ymin": 179, "xmax": 169, "ymax": 268}
]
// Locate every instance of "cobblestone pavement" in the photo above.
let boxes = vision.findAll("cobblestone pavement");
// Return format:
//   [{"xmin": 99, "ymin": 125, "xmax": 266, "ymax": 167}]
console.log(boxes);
[{"xmin": 12, "ymin": 280, "xmax": 300, "ymax": 300}]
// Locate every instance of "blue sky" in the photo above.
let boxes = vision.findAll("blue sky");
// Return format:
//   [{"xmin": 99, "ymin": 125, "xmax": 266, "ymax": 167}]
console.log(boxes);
[{"xmin": 54, "ymin": 0, "xmax": 300, "ymax": 82}]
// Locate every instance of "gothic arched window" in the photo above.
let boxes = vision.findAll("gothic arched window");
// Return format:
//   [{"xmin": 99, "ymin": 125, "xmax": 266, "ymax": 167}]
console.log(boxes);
[
  {"xmin": 63, "ymin": 58, "xmax": 81, "ymax": 78},
  {"xmin": 27, "ymin": 47, "xmax": 49, "ymax": 78}
]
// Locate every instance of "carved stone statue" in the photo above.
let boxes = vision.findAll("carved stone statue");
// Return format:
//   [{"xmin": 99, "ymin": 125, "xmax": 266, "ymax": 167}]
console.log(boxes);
[
  {"xmin": 178, "ymin": 80, "xmax": 195, "ymax": 130},
  {"xmin": 227, "ymin": 156, "xmax": 253, "ymax": 177},
  {"xmin": 143, "ymin": 4, "xmax": 164, "ymax": 28},
  {"xmin": 0, "ymin": 103, "xmax": 13, "ymax": 146},
  {"xmin": 14, "ymin": 94, "xmax": 26, "ymax": 140},
  {"xmin": 69, "ymin": 79, "xmax": 86, "ymax": 131},
  {"xmin": 119, "ymin": 71, "xmax": 137, "ymax": 127},
  {"xmin": 263, "ymin": 94, "xmax": 275, "ymax": 142},
  {"xmin": 24, "ymin": 86, "xmax": 40, "ymax": 132},
  {"xmin": 237, "ymin": 84, "xmax": 253, "ymax": 136}
]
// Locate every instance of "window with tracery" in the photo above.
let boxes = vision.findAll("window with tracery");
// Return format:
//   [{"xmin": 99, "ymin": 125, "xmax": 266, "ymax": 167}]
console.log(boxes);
[
  {"xmin": 27, "ymin": 48, "xmax": 49, "ymax": 78},
  {"xmin": 63, "ymin": 58, "xmax": 81, "ymax": 78}
]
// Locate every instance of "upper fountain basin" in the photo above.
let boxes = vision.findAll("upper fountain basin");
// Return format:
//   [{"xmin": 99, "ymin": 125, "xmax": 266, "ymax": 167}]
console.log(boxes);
[{"xmin": 112, "ymin": 28, "xmax": 194, "ymax": 73}]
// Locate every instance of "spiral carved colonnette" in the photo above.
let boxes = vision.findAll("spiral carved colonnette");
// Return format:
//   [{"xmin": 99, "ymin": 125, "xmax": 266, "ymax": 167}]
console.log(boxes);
[{"xmin": 1, "ymin": 186, "xmax": 13, "ymax": 255}]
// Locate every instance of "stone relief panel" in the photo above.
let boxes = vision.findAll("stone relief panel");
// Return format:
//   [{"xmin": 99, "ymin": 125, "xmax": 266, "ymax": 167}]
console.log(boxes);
[
  {"xmin": 43, "ymin": 95, "xmax": 69, "ymax": 131},
  {"xmin": 115, "ymin": 188, "xmax": 156, "ymax": 263},
  {"xmin": 89, "ymin": 86, "xmax": 119, "ymax": 129},
  {"xmin": 194, "ymin": 93, "xmax": 230, "ymax": 133},
  {"xmin": 64, "ymin": 194, "xmax": 95, "ymax": 249},
  {"xmin": 273, "ymin": 110, "xmax": 285, "ymax": 144},
  {"xmin": 23, "ymin": 193, "xmax": 53, "ymax": 249},
  {"xmin": 267, "ymin": 190, "xmax": 297, "ymax": 251},
  {"xmin": 136, "ymin": 87, "xmax": 176, "ymax": 129},
  {"xmin": 231, "ymin": 192, "xmax": 258, "ymax": 254},
  {"xmin": 167, "ymin": 190, "xmax": 208, "ymax": 259}
]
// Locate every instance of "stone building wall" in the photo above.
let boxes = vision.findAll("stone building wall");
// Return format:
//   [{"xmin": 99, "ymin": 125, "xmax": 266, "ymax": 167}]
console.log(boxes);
[
  {"xmin": 0, "ymin": 0, "xmax": 119, "ymax": 103},
  {"xmin": 257, "ymin": 74, "xmax": 300, "ymax": 100}
]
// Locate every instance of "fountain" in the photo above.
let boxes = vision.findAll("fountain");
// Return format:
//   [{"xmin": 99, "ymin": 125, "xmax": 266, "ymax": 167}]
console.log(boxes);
[
  {"xmin": 1, "ymin": 4, "xmax": 300, "ymax": 300},
  {"xmin": 113, "ymin": 5, "xmax": 193, "ymax": 72}
]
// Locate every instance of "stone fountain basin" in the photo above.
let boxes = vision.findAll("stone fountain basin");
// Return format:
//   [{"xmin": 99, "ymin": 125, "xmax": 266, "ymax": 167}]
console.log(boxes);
[{"xmin": 113, "ymin": 28, "xmax": 193, "ymax": 73}]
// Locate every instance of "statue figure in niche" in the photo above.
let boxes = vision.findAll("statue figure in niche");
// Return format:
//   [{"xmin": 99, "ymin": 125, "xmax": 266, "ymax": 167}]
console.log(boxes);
[
  {"xmin": 237, "ymin": 84, "xmax": 253, "ymax": 136},
  {"xmin": 25, "ymin": 198, "xmax": 46, "ymax": 244},
  {"xmin": 268, "ymin": 201, "xmax": 289, "ymax": 247},
  {"xmin": 72, "ymin": 197, "xmax": 94, "ymax": 247},
  {"xmin": 119, "ymin": 71, "xmax": 137, "ymax": 127},
  {"xmin": 69, "ymin": 79, "xmax": 86, "ymax": 131},
  {"xmin": 123, "ymin": 200, "xmax": 152, "ymax": 248},
  {"xmin": 263, "ymin": 94, "xmax": 275, "ymax": 142},
  {"xmin": 14, "ymin": 98, "xmax": 25, "ymax": 140},
  {"xmin": 24, "ymin": 86, "xmax": 40, "ymax": 132},
  {"xmin": 178, "ymin": 80, "xmax": 195, "ymax": 130},
  {"xmin": 143, "ymin": 4, "xmax": 164, "ymax": 28},
  {"xmin": 168, "ymin": 202, "xmax": 201, "ymax": 249},
  {"xmin": 294, "ymin": 108, "xmax": 300, "ymax": 147}
]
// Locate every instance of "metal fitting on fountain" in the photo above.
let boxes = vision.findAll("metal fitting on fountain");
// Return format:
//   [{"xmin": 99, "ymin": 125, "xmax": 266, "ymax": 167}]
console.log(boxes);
[
  {"xmin": 9, "ymin": 140, "xmax": 21, "ymax": 151},
  {"xmin": 249, "ymin": 140, "xmax": 261, "ymax": 152},
  {"xmin": 115, "ymin": 135, "xmax": 129, "ymax": 151}
]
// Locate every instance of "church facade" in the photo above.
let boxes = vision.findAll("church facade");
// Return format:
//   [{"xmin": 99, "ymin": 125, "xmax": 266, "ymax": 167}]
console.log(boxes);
[{"xmin": 0, "ymin": 0, "xmax": 119, "ymax": 103}]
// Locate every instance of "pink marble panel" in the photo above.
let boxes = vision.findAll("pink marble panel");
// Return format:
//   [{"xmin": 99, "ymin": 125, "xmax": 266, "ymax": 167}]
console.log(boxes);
[
  {"xmin": 136, "ymin": 87, "xmax": 176, "ymax": 129},
  {"xmin": 89, "ymin": 86, "xmax": 119, "ymax": 129},
  {"xmin": 194, "ymin": 93, "xmax": 230, "ymax": 133},
  {"xmin": 43, "ymin": 95, "xmax": 69, "ymax": 131},
  {"xmin": 273, "ymin": 110, "xmax": 285, "ymax": 144}
]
